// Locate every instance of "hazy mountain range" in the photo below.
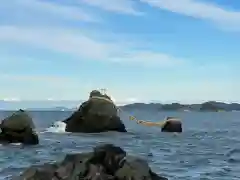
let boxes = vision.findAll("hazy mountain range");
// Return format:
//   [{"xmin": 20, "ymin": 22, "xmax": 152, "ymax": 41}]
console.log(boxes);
[
  {"xmin": 0, "ymin": 100, "xmax": 239, "ymax": 112},
  {"xmin": 120, "ymin": 101, "xmax": 240, "ymax": 112}
]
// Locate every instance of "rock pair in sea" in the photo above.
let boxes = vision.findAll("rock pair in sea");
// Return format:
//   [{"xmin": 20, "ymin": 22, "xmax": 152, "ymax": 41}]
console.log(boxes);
[
  {"xmin": 63, "ymin": 90, "xmax": 182, "ymax": 133},
  {"xmin": 0, "ymin": 90, "xmax": 182, "ymax": 145}
]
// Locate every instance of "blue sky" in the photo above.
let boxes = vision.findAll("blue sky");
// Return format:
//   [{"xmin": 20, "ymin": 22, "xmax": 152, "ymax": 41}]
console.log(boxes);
[{"xmin": 0, "ymin": 0, "xmax": 239, "ymax": 103}]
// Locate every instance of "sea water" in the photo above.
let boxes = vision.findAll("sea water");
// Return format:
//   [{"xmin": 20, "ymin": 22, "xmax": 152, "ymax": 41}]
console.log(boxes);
[{"xmin": 0, "ymin": 110, "xmax": 239, "ymax": 180}]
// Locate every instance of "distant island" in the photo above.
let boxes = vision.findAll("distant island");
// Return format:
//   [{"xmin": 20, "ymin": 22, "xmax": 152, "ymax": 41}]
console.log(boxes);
[
  {"xmin": 26, "ymin": 101, "xmax": 240, "ymax": 112},
  {"xmin": 0, "ymin": 100, "xmax": 239, "ymax": 112},
  {"xmin": 119, "ymin": 101, "xmax": 240, "ymax": 112}
]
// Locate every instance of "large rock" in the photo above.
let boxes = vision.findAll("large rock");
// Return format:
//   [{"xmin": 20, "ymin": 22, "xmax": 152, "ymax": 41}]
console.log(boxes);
[
  {"xmin": 16, "ymin": 144, "xmax": 168, "ymax": 180},
  {"xmin": 0, "ymin": 109, "xmax": 39, "ymax": 145},
  {"xmin": 64, "ymin": 90, "xmax": 126, "ymax": 133}
]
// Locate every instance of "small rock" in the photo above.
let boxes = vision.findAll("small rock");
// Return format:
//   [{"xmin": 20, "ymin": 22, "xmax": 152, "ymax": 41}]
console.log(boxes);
[
  {"xmin": 161, "ymin": 120, "xmax": 182, "ymax": 133},
  {"xmin": 0, "ymin": 109, "xmax": 39, "ymax": 145}
]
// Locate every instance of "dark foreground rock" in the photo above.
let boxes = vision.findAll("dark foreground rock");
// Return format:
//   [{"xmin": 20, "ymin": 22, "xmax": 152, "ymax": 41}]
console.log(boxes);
[
  {"xmin": 64, "ymin": 90, "xmax": 126, "ymax": 133},
  {"xmin": 0, "ymin": 109, "xmax": 39, "ymax": 145},
  {"xmin": 15, "ymin": 144, "xmax": 167, "ymax": 180}
]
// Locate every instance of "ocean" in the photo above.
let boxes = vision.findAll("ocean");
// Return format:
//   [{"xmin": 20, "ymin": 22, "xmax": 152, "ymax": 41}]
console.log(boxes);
[{"xmin": 0, "ymin": 110, "xmax": 239, "ymax": 180}]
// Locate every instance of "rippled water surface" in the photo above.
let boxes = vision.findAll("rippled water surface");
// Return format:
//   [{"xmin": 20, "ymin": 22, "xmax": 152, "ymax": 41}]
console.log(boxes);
[{"xmin": 0, "ymin": 110, "xmax": 240, "ymax": 179}]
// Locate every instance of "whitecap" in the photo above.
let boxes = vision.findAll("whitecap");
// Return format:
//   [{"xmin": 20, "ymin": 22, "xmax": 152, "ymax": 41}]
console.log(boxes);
[
  {"xmin": 45, "ymin": 121, "xmax": 66, "ymax": 133},
  {"xmin": 10, "ymin": 143, "xmax": 21, "ymax": 146}
]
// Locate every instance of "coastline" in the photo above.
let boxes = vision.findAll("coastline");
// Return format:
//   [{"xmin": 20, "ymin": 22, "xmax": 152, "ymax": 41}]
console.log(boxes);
[{"xmin": 0, "ymin": 101, "xmax": 239, "ymax": 112}]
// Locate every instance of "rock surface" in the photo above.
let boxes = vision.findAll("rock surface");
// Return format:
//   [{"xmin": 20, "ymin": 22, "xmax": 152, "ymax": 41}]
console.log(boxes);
[
  {"xmin": 64, "ymin": 90, "xmax": 126, "ymax": 133},
  {"xmin": 161, "ymin": 119, "xmax": 182, "ymax": 133},
  {"xmin": 15, "ymin": 144, "xmax": 168, "ymax": 180},
  {"xmin": 0, "ymin": 109, "xmax": 39, "ymax": 145}
]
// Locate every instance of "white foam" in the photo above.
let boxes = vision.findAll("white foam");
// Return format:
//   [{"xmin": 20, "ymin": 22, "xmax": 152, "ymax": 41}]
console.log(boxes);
[
  {"xmin": 45, "ymin": 121, "xmax": 66, "ymax": 133},
  {"xmin": 10, "ymin": 143, "xmax": 21, "ymax": 146}
]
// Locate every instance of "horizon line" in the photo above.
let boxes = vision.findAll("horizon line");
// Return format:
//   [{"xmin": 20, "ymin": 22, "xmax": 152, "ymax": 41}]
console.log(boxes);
[{"xmin": 0, "ymin": 99, "xmax": 239, "ymax": 104}]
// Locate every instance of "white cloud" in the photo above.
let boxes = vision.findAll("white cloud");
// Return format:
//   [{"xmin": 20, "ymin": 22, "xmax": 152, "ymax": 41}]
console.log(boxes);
[
  {"xmin": 0, "ymin": 26, "xmax": 113, "ymax": 60},
  {"xmin": 3, "ymin": 98, "xmax": 21, "ymax": 102},
  {"xmin": 111, "ymin": 51, "xmax": 184, "ymax": 67},
  {"xmin": 0, "ymin": 25, "xmax": 184, "ymax": 67},
  {"xmin": 0, "ymin": 73, "xmax": 238, "ymax": 103},
  {"xmin": 141, "ymin": 0, "xmax": 240, "ymax": 30},
  {"xmin": 105, "ymin": 80, "xmax": 239, "ymax": 104},
  {"xmin": 0, "ymin": 73, "xmax": 139, "ymax": 102},
  {"xmin": 1, "ymin": 0, "xmax": 99, "ymax": 23},
  {"xmin": 80, "ymin": 0, "xmax": 142, "ymax": 15}
]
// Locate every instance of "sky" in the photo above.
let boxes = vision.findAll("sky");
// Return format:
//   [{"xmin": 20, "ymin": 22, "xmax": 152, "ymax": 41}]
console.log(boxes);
[{"xmin": 0, "ymin": 0, "xmax": 239, "ymax": 104}]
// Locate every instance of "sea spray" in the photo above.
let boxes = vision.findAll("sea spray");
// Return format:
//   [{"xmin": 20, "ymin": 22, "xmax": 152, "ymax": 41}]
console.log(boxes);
[{"xmin": 45, "ymin": 121, "xmax": 66, "ymax": 133}]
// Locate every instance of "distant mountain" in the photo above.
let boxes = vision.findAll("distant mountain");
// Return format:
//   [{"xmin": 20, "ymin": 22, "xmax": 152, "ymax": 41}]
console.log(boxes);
[
  {"xmin": 119, "ymin": 103, "xmax": 162, "ymax": 111},
  {"xmin": 0, "ymin": 100, "xmax": 82, "ymax": 110},
  {"xmin": 0, "ymin": 100, "xmax": 239, "ymax": 112},
  {"xmin": 120, "ymin": 101, "xmax": 240, "ymax": 112}
]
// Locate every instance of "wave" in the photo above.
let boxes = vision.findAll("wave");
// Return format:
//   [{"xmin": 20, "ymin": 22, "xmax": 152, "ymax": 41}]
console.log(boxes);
[{"xmin": 45, "ymin": 121, "xmax": 66, "ymax": 133}]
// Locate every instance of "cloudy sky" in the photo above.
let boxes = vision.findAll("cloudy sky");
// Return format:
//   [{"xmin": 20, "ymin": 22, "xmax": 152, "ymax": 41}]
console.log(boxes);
[{"xmin": 0, "ymin": 0, "xmax": 239, "ymax": 103}]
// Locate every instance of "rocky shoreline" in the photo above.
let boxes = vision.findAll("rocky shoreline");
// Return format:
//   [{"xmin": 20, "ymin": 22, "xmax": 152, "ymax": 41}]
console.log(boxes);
[{"xmin": 14, "ymin": 144, "xmax": 168, "ymax": 180}]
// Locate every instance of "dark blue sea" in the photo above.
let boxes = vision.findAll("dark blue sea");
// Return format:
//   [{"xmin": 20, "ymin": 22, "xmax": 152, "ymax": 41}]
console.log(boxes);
[{"xmin": 0, "ymin": 110, "xmax": 240, "ymax": 180}]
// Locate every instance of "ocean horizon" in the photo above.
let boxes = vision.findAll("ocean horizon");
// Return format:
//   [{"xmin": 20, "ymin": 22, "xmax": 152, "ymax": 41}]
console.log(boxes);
[{"xmin": 0, "ymin": 100, "xmax": 239, "ymax": 111}]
